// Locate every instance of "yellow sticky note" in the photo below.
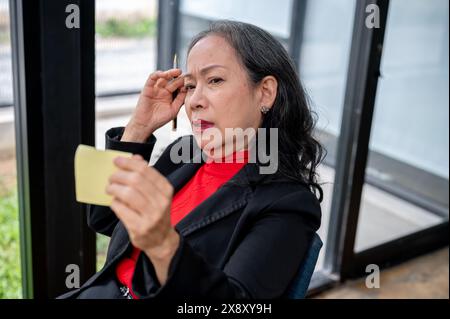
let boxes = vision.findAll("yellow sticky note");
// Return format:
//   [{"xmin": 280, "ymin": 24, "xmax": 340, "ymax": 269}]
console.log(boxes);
[{"xmin": 74, "ymin": 144, "xmax": 132, "ymax": 206}]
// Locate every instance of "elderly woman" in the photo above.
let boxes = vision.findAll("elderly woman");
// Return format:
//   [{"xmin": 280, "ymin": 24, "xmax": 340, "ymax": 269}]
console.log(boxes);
[{"xmin": 60, "ymin": 20, "xmax": 324, "ymax": 299}]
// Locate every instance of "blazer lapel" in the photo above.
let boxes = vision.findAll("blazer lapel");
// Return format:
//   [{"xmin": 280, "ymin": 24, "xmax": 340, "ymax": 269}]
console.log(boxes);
[
  {"xmin": 164, "ymin": 140, "xmax": 204, "ymax": 193},
  {"xmin": 173, "ymin": 162, "xmax": 260, "ymax": 237},
  {"xmin": 166, "ymin": 162, "xmax": 203, "ymax": 193},
  {"xmin": 157, "ymin": 135, "xmax": 263, "ymax": 237}
]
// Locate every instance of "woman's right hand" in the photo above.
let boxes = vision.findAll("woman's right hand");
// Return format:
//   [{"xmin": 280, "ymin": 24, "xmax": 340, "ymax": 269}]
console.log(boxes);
[{"xmin": 122, "ymin": 69, "xmax": 187, "ymax": 143}]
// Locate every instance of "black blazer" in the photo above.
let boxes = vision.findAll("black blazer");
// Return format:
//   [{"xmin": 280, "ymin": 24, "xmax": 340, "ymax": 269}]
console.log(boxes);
[{"xmin": 60, "ymin": 127, "xmax": 322, "ymax": 299}]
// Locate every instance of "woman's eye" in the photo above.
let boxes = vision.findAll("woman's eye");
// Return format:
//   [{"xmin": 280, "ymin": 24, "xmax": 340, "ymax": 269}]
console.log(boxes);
[
  {"xmin": 209, "ymin": 78, "xmax": 223, "ymax": 84},
  {"xmin": 184, "ymin": 78, "xmax": 223, "ymax": 90}
]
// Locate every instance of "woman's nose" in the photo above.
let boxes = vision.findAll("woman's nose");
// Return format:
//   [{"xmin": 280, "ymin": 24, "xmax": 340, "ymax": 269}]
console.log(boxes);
[{"xmin": 187, "ymin": 86, "xmax": 206, "ymax": 110}]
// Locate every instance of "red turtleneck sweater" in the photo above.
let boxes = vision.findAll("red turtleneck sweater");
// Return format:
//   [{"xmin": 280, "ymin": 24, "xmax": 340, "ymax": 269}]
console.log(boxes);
[{"xmin": 115, "ymin": 151, "xmax": 248, "ymax": 298}]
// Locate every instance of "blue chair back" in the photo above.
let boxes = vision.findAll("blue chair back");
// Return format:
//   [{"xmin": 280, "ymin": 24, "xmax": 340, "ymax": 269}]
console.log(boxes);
[{"xmin": 285, "ymin": 233, "xmax": 323, "ymax": 299}]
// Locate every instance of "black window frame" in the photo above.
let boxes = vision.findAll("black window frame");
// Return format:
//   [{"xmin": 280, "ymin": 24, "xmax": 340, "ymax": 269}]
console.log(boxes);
[{"xmin": 10, "ymin": 0, "xmax": 96, "ymax": 298}]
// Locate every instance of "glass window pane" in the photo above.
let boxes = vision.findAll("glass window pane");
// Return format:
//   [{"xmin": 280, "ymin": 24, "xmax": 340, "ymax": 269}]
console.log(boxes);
[
  {"xmin": 95, "ymin": 0, "xmax": 157, "ymax": 96},
  {"xmin": 94, "ymin": 0, "xmax": 159, "ymax": 271},
  {"xmin": 0, "ymin": 0, "xmax": 22, "ymax": 298},
  {"xmin": 0, "ymin": 0, "xmax": 12, "ymax": 107},
  {"xmin": 355, "ymin": 0, "xmax": 449, "ymax": 252},
  {"xmin": 299, "ymin": 0, "xmax": 356, "ymax": 142},
  {"xmin": 298, "ymin": 0, "xmax": 356, "ymax": 269},
  {"xmin": 177, "ymin": 0, "xmax": 293, "ymax": 70}
]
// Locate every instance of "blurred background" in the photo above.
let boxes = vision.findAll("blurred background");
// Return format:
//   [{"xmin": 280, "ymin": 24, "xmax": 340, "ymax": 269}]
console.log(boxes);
[{"xmin": 0, "ymin": 0, "xmax": 448, "ymax": 299}]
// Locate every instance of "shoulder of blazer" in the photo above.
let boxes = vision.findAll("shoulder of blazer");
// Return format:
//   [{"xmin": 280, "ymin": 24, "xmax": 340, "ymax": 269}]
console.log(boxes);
[
  {"xmin": 245, "ymin": 180, "xmax": 322, "ymax": 230},
  {"xmin": 153, "ymin": 135, "xmax": 197, "ymax": 176}
]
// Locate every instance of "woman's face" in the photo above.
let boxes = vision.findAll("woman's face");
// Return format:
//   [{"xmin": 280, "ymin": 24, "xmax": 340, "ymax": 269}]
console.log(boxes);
[{"xmin": 183, "ymin": 35, "xmax": 267, "ymax": 156}]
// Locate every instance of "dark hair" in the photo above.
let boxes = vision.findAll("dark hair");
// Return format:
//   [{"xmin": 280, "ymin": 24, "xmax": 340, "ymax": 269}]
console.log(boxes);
[{"xmin": 187, "ymin": 20, "xmax": 326, "ymax": 202}]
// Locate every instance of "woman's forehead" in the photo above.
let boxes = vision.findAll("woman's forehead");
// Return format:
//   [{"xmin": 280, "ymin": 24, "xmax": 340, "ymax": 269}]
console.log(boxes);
[
  {"xmin": 187, "ymin": 36, "xmax": 238, "ymax": 71},
  {"xmin": 184, "ymin": 64, "xmax": 228, "ymax": 80}
]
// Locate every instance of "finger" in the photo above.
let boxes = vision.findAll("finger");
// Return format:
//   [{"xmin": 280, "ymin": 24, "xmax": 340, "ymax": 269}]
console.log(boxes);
[
  {"xmin": 110, "ymin": 198, "xmax": 141, "ymax": 231},
  {"xmin": 146, "ymin": 69, "xmax": 182, "ymax": 87},
  {"xmin": 155, "ymin": 77, "xmax": 168, "ymax": 89},
  {"xmin": 145, "ymin": 166, "xmax": 174, "ymax": 196},
  {"xmin": 163, "ymin": 68, "xmax": 183, "ymax": 78},
  {"xmin": 166, "ymin": 76, "xmax": 186, "ymax": 93},
  {"xmin": 109, "ymin": 169, "xmax": 160, "ymax": 208},
  {"xmin": 113, "ymin": 157, "xmax": 172, "ymax": 195},
  {"xmin": 106, "ymin": 183, "xmax": 149, "ymax": 215},
  {"xmin": 145, "ymin": 70, "xmax": 164, "ymax": 87},
  {"xmin": 132, "ymin": 154, "xmax": 144, "ymax": 161},
  {"xmin": 114, "ymin": 156, "xmax": 148, "ymax": 174}
]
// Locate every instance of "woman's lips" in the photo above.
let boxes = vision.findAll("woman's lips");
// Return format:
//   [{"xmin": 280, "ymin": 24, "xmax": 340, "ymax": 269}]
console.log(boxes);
[{"xmin": 192, "ymin": 119, "xmax": 215, "ymax": 132}]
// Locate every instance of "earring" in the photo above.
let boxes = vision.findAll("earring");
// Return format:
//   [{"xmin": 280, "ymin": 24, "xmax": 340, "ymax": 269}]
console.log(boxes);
[{"xmin": 260, "ymin": 106, "xmax": 270, "ymax": 114}]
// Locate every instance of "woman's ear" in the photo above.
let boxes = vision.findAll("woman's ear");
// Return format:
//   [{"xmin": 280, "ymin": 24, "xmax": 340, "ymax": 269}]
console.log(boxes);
[{"xmin": 259, "ymin": 75, "xmax": 278, "ymax": 110}]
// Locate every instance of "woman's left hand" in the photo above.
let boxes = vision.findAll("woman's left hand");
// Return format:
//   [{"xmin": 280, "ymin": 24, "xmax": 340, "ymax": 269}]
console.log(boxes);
[{"xmin": 106, "ymin": 154, "xmax": 180, "ymax": 283}]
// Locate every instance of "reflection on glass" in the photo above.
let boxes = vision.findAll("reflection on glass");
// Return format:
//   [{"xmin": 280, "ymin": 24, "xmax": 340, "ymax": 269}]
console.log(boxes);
[
  {"xmin": 299, "ymin": 0, "xmax": 356, "ymax": 151},
  {"xmin": 298, "ymin": 0, "xmax": 356, "ymax": 269},
  {"xmin": 355, "ymin": 0, "xmax": 449, "ymax": 252}
]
